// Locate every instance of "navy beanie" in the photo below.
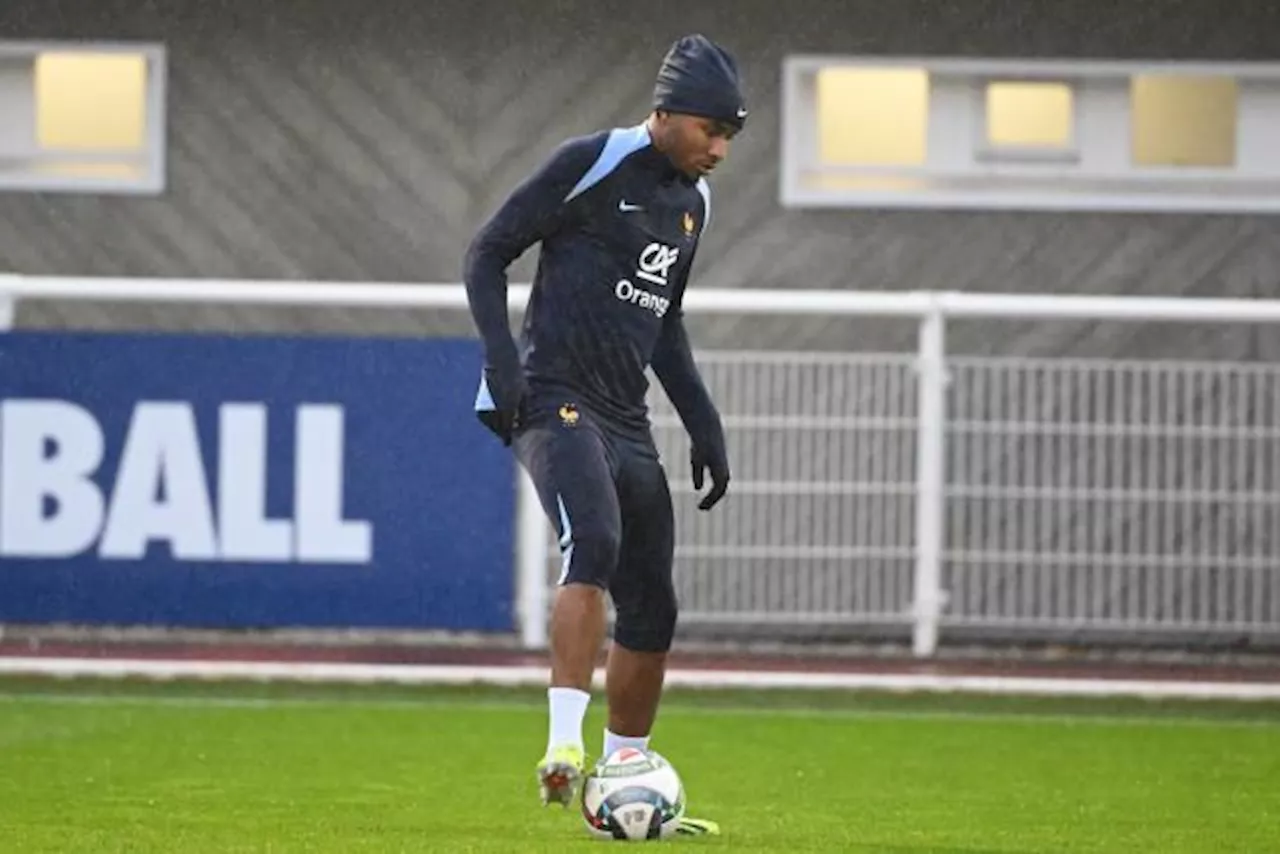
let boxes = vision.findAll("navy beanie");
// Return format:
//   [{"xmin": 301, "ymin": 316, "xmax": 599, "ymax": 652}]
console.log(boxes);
[{"xmin": 652, "ymin": 34, "xmax": 747, "ymax": 130}]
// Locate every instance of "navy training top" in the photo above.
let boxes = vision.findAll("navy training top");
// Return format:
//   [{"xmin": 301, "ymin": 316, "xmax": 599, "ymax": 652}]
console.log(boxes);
[{"xmin": 464, "ymin": 122, "xmax": 717, "ymax": 438}]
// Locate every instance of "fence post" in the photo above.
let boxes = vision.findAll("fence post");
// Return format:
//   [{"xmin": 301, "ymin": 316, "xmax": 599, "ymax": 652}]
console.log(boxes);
[
  {"xmin": 516, "ymin": 467, "xmax": 550, "ymax": 649},
  {"xmin": 0, "ymin": 275, "xmax": 17, "ymax": 331},
  {"xmin": 912, "ymin": 301, "xmax": 948, "ymax": 657}
]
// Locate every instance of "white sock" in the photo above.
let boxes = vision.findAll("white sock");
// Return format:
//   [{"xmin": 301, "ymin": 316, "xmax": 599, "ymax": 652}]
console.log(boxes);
[
  {"xmin": 547, "ymin": 687, "xmax": 590, "ymax": 751},
  {"xmin": 603, "ymin": 728, "xmax": 651, "ymax": 757}
]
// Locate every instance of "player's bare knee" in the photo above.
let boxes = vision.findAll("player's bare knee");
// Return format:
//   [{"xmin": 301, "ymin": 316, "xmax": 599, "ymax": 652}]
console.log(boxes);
[{"xmin": 555, "ymin": 581, "xmax": 608, "ymax": 601}]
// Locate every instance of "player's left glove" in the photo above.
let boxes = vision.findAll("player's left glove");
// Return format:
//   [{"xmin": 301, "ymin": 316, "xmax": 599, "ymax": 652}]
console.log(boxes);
[
  {"xmin": 691, "ymin": 440, "xmax": 730, "ymax": 511},
  {"xmin": 476, "ymin": 364, "xmax": 527, "ymax": 446}
]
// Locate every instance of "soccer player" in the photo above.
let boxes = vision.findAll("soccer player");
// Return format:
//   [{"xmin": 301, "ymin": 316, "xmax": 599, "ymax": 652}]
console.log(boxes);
[{"xmin": 464, "ymin": 34, "xmax": 744, "ymax": 835}]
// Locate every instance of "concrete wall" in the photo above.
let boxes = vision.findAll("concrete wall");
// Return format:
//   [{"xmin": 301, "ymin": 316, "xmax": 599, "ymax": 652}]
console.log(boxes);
[{"xmin": 3, "ymin": 0, "xmax": 1277, "ymax": 357}]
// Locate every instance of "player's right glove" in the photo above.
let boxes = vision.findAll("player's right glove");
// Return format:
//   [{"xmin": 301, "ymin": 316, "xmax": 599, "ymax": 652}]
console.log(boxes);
[
  {"xmin": 690, "ymin": 439, "xmax": 730, "ymax": 511},
  {"xmin": 476, "ymin": 364, "xmax": 528, "ymax": 446}
]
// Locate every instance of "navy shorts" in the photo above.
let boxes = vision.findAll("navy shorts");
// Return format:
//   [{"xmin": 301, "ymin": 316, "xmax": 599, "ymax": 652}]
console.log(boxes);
[{"xmin": 512, "ymin": 392, "xmax": 677, "ymax": 652}]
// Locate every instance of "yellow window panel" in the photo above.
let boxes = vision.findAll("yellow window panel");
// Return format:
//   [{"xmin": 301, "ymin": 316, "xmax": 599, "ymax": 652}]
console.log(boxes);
[
  {"xmin": 1131, "ymin": 75, "xmax": 1236, "ymax": 167},
  {"xmin": 985, "ymin": 81, "xmax": 1074, "ymax": 148},
  {"xmin": 817, "ymin": 67, "xmax": 928, "ymax": 166},
  {"xmin": 36, "ymin": 52, "xmax": 148, "ymax": 151}
]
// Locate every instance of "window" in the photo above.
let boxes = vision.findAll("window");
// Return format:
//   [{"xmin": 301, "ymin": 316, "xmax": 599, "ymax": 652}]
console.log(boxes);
[
  {"xmin": 816, "ymin": 67, "xmax": 928, "ymax": 166},
  {"xmin": 1131, "ymin": 75, "xmax": 1237, "ymax": 168},
  {"xmin": 782, "ymin": 56, "xmax": 1280, "ymax": 213},
  {"xmin": 0, "ymin": 42, "xmax": 166, "ymax": 194},
  {"xmin": 983, "ymin": 80, "xmax": 1075, "ymax": 156},
  {"xmin": 37, "ymin": 52, "xmax": 148, "ymax": 152}
]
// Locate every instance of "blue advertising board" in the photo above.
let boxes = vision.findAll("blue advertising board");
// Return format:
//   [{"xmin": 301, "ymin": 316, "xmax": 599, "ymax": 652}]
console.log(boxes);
[{"xmin": 0, "ymin": 331, "xmax": 515, "ymax": 632}]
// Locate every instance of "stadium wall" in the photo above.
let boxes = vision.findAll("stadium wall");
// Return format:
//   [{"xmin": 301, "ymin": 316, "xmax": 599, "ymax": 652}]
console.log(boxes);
[{"xmin": 2, "ymin": 0, "xmax": 1279, "ymax": 360}]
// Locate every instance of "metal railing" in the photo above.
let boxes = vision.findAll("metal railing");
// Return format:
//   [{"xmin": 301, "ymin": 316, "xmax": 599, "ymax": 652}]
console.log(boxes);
[{"xmin": 5, "ymin": 275, "xmax": 1280, "ymax": 656}]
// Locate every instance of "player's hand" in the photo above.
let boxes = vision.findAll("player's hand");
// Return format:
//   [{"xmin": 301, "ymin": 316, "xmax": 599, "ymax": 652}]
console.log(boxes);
[
  {"xmin": 690, "ymin": 443, "xmax": 730, "ymax": 511},
  {"xmin": 476, "ymin": 365, "xmax": 527, "ymax": 446}
]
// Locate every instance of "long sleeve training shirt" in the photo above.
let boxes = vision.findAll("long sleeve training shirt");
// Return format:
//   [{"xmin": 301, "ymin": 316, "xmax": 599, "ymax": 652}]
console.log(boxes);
[{"xmin": 464, "ymin": 122, "xmax": 722, "ymax": 445}]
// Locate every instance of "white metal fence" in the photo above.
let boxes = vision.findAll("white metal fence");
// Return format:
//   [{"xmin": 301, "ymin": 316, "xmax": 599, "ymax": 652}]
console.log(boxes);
[
  {"xmin": 646, "ymin": 353, "xmax": 918, "ymax": 629},
  {"xmin": 943, "ymin": 356, "xmax": 1280, "ymax": 637},
  {"xmin": 546, "ymin": 352, "xmax": 1280, "ymax": 650},
  {"xmin": 4, "ymin": 276, "xmax": 1280, "ymax": 656}
]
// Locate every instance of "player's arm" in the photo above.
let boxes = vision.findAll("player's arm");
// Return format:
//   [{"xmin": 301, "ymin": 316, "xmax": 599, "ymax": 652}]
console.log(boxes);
[
  {"xmin": 651, "ymin": 260, "xmax": 730, "ymax": 511},
  {"xmin": 462, "ymin": 134, "xmax": 603, "ymax": 442}
]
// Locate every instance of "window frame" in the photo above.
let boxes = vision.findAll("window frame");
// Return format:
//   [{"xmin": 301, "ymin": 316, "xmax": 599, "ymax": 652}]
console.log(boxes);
[
  {"xmin": 0, "ymin": 40, "xmax": 167, "ymax": 195},
  {"xmin": 781, "ymin": 55, "xmax": 1280, "ymax": 213}
]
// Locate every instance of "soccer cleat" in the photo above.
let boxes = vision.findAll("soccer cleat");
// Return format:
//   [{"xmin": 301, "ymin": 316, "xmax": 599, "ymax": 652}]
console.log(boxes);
[
  {"xmin": 675, "ymin": 816, "xmax": 721, "ymax": 836},
  {"xmin": 536, "ymin": 744, "xmax": 586, "ymax": 807}
]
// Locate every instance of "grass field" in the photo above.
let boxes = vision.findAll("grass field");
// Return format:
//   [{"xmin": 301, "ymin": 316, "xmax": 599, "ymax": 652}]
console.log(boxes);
[{"xmin": 2, "ymin": 677, "xmax": 1278, "ymax": 853}]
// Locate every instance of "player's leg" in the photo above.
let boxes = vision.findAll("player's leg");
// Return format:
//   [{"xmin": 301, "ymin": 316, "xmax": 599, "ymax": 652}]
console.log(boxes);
[
  {"xmin": 602, "ymin": 438, "xmax": 721, "ymax": 837},
  {"xmin": 513, "ymin": 405, "xmax": 622, "ymax": 806},
  {"xmin": 603, "ymin": 439, "xmax": 676, "ymax": 756}
]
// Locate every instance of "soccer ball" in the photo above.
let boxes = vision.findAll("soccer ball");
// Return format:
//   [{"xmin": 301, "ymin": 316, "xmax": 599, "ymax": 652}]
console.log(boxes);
[{"xmin": 580, "ymin": 747, "xmax": 685, "ymax": 841}]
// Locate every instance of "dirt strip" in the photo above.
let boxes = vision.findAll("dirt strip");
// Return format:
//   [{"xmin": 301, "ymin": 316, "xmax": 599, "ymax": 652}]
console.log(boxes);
[{"xmin": 2, "ymin": 640, "xmax": 1277, "ymax": 684}]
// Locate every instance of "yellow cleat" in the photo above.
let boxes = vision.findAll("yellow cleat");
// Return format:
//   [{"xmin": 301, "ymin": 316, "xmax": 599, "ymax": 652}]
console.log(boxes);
[
  {"xmin": 535, "ymin": 744, "xmax": 586, "ymax": 807},
  {"xmin": 675, "ymin": 816, "xmax": 722, "ymax": 836}
]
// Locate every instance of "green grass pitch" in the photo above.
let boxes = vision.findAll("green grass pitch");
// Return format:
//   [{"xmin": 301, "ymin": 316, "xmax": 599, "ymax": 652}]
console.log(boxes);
[{"xmin": 2, "ymin": 677, "xmax": 1278, "ymax": 852}]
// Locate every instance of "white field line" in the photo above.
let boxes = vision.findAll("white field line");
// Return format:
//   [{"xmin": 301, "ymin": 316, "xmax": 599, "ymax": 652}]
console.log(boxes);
[{"xmin": 1, "ymin": 657, "xmax": 1278, "ymax": 701}]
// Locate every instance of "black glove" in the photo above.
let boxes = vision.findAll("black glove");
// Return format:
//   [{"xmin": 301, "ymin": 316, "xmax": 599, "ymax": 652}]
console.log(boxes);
[
  {"xmin": 476, "ymin": 364, "xmax": 527, "ymax": 446},
  {"xmin": 690, "ymin": 440, "xmax": 730, "ymax": 511}
]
